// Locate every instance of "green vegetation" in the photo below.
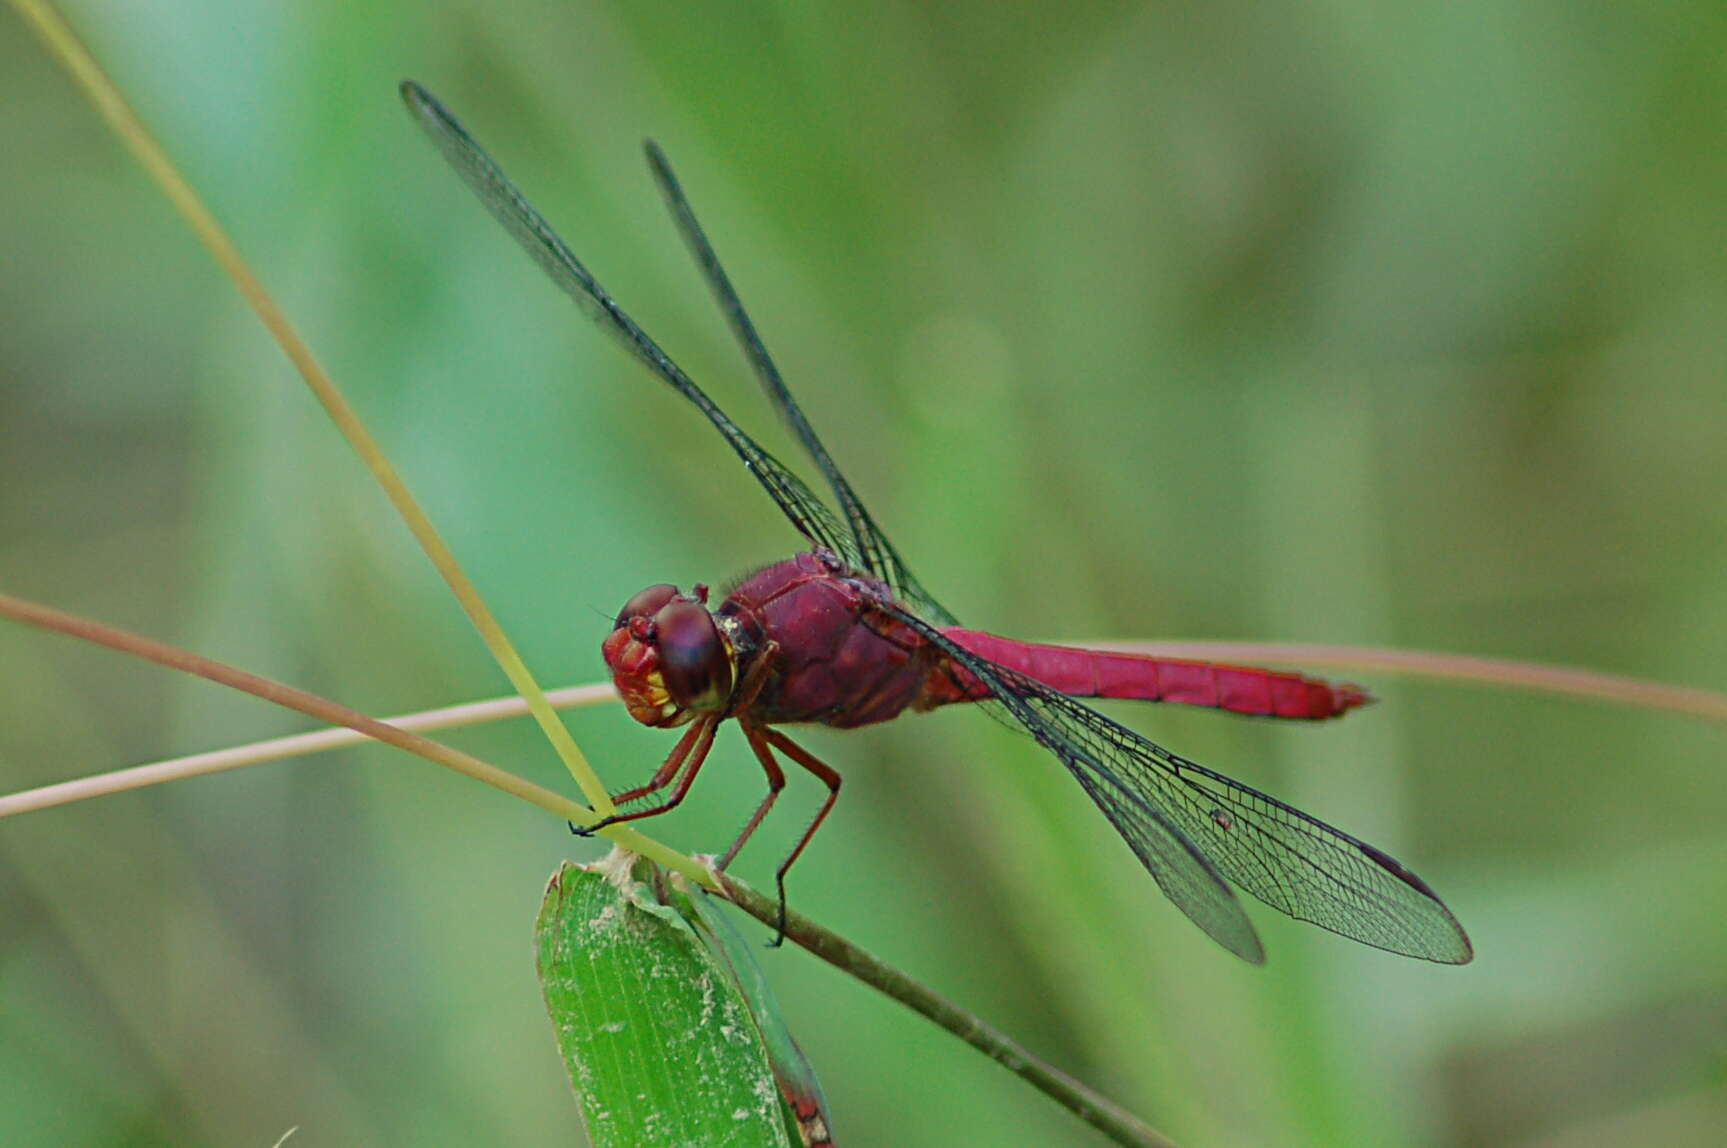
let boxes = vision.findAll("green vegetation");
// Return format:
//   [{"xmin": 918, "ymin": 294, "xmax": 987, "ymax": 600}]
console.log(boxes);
[{"xmin": 3, "ymin": 2, "xmax": 1725, "ymax": 1144}]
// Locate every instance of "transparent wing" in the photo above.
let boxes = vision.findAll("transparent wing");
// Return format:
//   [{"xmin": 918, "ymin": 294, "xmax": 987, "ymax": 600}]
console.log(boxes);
[
  {"xmin": 400, "ymin": 82, "xmax": 856, "ymax": 566},
  {"xmin": 889, "ymin": 606, "xmax": 1474, "ymax": 964},
  {"xmin": 642, "ymin": 140, "xmax": 957, "ymax": 625}
]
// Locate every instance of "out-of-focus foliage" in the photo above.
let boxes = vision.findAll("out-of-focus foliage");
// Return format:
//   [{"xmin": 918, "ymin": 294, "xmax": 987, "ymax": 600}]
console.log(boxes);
[{"xmin": 3, "ymin": 2, "xmax": 1725, "ymax": 1145}]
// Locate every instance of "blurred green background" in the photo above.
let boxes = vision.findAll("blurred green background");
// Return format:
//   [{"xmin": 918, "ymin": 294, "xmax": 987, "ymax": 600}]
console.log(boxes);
[{"xmin": 4, "ymin": 1, "xmax": 1726, "ymax": 1144}]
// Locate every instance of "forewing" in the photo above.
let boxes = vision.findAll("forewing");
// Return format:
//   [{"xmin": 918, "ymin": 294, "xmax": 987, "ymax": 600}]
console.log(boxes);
[
  {"xmin": 891, "ymin": 607, "xmax": 1473, "ymax": 964},
  {"xmin": 642, "ymin": 141, "xmax": 957, "ymax": 626},
  {"xmin": 400, "ymin": 82, "xmax": 854, "ymax": 564}
]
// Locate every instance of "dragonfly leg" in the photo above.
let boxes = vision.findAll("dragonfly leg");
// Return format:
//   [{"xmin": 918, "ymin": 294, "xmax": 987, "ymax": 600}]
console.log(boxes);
[
  {"xmin": 723, "ymin": 638, "xmax": 778, "ymax": 717},
  {"xmin": 576, "ymin": 714, "xmax": 719, "ymax": 834},
  {"xmin": 613, "ymin": 717, "xmax": 710, "ymax": 806},
  {"xmin": 757, "ymin": 726, "xmax": 842, "ymax": 946},
  {"xmin": 721, "ymin": 723, "xmax": 789, "ymax": 871},
  {"xmin": 606, "ymin": 637, "xmax": 773, "ymax": 818}
]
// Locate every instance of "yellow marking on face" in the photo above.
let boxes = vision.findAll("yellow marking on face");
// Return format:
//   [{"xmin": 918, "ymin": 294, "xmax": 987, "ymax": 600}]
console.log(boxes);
[{"xmin": 638, "ymin": 669, "xmax": 671, "ymax": 709}]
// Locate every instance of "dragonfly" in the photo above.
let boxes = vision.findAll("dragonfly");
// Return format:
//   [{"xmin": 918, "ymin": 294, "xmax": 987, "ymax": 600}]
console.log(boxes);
[{"xmin": 400, "ymin": 81, "xmax": 1472, "ymax": 966}]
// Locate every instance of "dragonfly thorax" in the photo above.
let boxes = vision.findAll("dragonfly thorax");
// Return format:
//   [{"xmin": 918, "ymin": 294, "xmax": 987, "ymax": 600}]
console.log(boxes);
[{"xmin": 603, "ymin": 583, "xmax": 737, "ymax": 727}]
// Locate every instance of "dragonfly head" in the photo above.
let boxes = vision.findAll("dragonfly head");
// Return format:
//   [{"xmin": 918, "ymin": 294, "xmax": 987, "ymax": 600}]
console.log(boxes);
[{"xmin": 602, "ymin": 583, "xmax": 736, "ymax": 727}]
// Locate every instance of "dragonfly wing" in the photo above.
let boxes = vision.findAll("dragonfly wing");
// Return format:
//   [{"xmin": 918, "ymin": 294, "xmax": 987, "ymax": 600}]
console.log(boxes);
[
  {"xmin": 1063, "ymin": 752, "xmax": 1266, "ymax": 963},
  {"xmin": 884, "ymin": 608, "xmax": 1264, "ymax": 961},
  {"xmin": 891, "ymin": 606, "xmax": 1473, "ymax": 964},
  {"xmin": 642, "ymin": 141, "xmax": 957, "ymax": 626},
  {"xmin": 400, "ymin": 82, "xmax": 856, "ymax": 563}
]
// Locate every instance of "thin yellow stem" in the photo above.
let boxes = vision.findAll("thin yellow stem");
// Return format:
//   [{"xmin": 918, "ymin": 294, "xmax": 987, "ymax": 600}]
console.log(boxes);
[
  {"xmin": 1084, "ymin": 640, "xmax": 1727, "ymax": 724},
  {"xmin": 0, "ymin": 590, "xmax": 708, "ymax": 885},
  {"xmin": 6, "ymin": 0, "xmax": 614, "ymax": 815}
]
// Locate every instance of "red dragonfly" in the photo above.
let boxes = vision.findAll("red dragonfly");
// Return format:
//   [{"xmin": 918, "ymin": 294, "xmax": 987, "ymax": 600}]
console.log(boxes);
[{"xmin": 402, "ymin": 82, "xmax": 1472, "ymax": 965}]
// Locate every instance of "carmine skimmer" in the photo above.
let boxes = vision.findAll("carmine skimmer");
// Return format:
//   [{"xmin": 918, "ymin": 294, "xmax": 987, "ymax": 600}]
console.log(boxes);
[{"xmin": 401, "ymin": 81, "xmax": 1471, "ymax": 965}]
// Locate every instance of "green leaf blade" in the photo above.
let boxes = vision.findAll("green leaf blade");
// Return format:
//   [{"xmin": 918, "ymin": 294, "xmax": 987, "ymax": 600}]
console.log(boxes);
[{"xmin": 536, "ymin": 858, "xmax": 795, "ymax": 1148}]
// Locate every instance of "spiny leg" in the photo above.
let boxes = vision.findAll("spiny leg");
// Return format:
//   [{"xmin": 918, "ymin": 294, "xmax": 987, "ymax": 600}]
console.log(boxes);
[
  {"xmin": 722, "ymin": 723, "xmax": 789, "ymax": 870},
  {"xmin": 602, "ymin": 639, "xmax": 773, "ymax": 823},
  {"xmin": 757, "ymin": 726, "xmax": 843, "ymax": 946},
  {"xmin": 614, "ymin": 717, "xmax": 710, "ymax": 806},
  {"xmin": 575, "ymin": 714, "xmax": 719, "ymax": 835}
]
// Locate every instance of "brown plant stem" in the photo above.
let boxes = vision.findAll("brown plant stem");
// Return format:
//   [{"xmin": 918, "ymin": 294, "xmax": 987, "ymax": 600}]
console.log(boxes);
[
  {"xmin": 0, "ymin": 590, "xmax": 698, "ymax": 881},
  {"xmin": 716, "ymin": 870, "xmax": 1179, "ymax": 1148},
  {"xmin": 0, "ymin": 684, "xmax": 615, "ymax": 818}
]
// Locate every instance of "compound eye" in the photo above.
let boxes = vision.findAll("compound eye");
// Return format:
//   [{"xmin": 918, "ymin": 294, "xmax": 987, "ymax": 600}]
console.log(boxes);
[
  {"xmin": 614, "ymin": 584, "xmax": 680, "ymax": 630},
  {"xmin": 653, "ymin": 600, "xmax": 733, "ymax": 710}
]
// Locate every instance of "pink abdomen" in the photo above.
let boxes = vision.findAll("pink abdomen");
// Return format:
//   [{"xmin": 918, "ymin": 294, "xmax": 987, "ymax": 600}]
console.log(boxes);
[{"xmin": 931, "ymin": 629, "xmax": 1368, "ymax": 720}]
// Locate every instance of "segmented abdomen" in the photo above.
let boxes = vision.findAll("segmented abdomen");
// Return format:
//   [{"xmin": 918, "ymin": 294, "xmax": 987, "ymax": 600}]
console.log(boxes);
[{"xmin": 928, "ymin": 628, "xmax": 1369, "ymax": 720}]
